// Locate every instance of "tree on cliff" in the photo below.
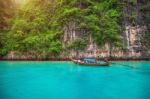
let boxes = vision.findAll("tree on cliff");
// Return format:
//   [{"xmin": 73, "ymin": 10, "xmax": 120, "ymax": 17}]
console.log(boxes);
[
  {"xmin": 57, "ymin": 0, "xmax": 123, "ymax": 57},
  {"xmin": 0, "ymin": 0, "xmax": 124, "ymax": 58},
  {"xmin": 4, "ymin": 0, "xmax": 62, "ymax": 57},
  {"xmin": 67, "ymin": 38, "xmax": 87, "ymax": 57},
  {"xmin": 0, "ymin": 0, "xmax": 17, "ymax": 56}
]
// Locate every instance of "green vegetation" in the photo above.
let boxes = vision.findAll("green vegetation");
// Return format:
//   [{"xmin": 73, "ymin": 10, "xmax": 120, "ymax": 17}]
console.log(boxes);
[
  {"xmin": 0, "ymin": 0, "xmax": 16, "ymax": 55},
  {"xmin": 142, "ymin": 33, "xmax": 150, "ymax": 50},
  {"xmin": 67, "ymin": 38, "xmax": 87, "ymax": 56},
  {"xmin": 1, "ymin": 0, "xmax": 143, "ymax": 58},
  {"xmin": 140, "ymin": 1, "xmax": 150, "ymax": 51},
  {"xmin": 1, "ymin": 0, "xmax": 63, "ymax": 57}
]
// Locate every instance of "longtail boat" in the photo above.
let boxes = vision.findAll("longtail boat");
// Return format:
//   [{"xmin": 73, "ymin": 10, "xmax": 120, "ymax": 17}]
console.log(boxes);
[{"xmin": 71, "ymin": 58, "xmax": 109, "ymax": 66}]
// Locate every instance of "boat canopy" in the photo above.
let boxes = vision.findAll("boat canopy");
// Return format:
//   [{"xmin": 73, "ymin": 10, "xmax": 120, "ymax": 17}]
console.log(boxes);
[
  {"xmin": 82, "ymin": 58, "xmax": 96, "ymax": 64},
  {"xmin": 83, "ymin": 58, "xmax": 96, "ymax": 61}
]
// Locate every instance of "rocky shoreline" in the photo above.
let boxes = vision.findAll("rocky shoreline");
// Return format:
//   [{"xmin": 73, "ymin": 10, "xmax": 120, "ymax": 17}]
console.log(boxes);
[{"xmin": 0, "ymin": 57, "xmax": 150, "ymax": 61}]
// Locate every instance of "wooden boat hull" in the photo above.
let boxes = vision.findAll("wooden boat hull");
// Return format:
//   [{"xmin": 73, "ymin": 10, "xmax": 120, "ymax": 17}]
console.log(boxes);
[{"xmin": 78, "ymin": 62, "xmax": 109, "ymax": 66}]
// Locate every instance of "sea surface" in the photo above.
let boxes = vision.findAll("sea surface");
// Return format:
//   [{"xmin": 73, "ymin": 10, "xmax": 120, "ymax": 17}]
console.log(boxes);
[{"xmin": 0, "ymin": 61, "xmax": 150, "ymax": 99}]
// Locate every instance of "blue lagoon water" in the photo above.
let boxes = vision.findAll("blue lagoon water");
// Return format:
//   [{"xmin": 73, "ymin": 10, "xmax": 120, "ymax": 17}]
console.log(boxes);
[{"xmin": 0, "ymin": 61, "xmax": 150, "ymax": 99}]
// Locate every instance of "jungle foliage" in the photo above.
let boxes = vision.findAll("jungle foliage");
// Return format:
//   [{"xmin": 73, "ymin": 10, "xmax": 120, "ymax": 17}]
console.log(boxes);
[{"xmin": 1, "ymin": 0, "xmax": 148, "ymax": 57}]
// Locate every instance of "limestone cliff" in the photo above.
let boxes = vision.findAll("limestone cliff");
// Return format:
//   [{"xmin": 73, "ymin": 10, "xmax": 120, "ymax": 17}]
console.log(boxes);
[
  {"xmin": 61, "ymin": 0, "xmax": 150, "ymax": 59},
  {"xmin": 1, "ymin": 0, "xmax": 150, "ymax": 60}
]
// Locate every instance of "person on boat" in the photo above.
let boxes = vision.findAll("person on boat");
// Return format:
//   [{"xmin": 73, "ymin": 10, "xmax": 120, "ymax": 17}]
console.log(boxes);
[
  {"xmin": 78, "ymin": 59, "xmax": 84, "ymax": 63},
  {"xmin": 79, "ymin": 55, "xmax": 84, "ymax": 61},
  {"xmin": 104, "ymin": 58, "xmax": 109, "ymax": 63}
]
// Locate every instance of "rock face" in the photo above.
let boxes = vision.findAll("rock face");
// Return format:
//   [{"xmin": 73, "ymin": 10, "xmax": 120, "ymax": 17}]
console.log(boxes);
[
  {"xmin": 122, "ymin": 25, "xmax": 146, "ymax": 57},
  {"xmin": 1, "ymin": 0, "xmax": 149, "ymax": 60},
  {"xmin": 61, "ymin": 0, "xmax": 150, "ymax": 59},
  {"xmin": 121, "ymin": 0, "xmax": 150, "ymax": 58}
]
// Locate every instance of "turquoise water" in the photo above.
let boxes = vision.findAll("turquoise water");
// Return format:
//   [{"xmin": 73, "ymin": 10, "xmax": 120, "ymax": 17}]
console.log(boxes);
[{"xmin": 0, "ymin": 61, "xmax": 150, "ymax": 99}]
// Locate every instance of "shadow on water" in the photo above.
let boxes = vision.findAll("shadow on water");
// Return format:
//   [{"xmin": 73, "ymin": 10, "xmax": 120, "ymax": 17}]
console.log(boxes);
[
  {"xmin": 112, "ymin": 61, "xmax": 150, "ymax": 99},
  {"xmin": 111, "ymin": 62, "xmax": 150, "ymax": 70},
  {"xmin": 112, "ymin": 62, "xmax": 150, "ymax": 76}
]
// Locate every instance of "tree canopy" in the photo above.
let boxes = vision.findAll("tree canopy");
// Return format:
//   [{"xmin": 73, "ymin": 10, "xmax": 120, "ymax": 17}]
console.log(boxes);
[{"xmin": 0, "ymin": 0, "xmax": 127, "ymax": 57}]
